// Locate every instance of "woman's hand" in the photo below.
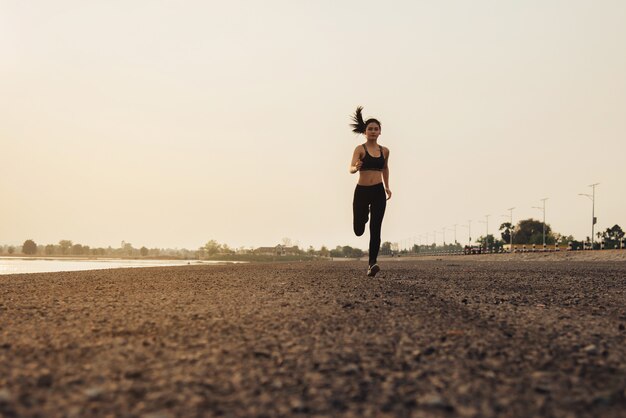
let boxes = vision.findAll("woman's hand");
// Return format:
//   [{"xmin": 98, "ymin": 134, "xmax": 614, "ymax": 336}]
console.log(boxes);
[
  {"xmin": 351, "ymin": 160, "xmax": 363, "ymax": 173},
  {"xmin": 350, "ymin": 146, "xmax": 364, "ymax": 174},
  {"xmin": 385, "ymin": 188, "xmax": 392, "ymax": 200}
]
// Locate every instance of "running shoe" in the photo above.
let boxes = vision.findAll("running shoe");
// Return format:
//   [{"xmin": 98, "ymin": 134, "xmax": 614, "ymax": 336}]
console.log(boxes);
[{"xmin": 367, "ymin": 264, "xmax": 380, "ymax": 277}]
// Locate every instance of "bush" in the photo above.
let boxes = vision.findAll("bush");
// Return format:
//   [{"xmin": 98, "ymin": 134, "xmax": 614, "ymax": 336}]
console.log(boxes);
[{"xmin": 22, "ymin": 240, "xmax": 37, "ymax": 255}]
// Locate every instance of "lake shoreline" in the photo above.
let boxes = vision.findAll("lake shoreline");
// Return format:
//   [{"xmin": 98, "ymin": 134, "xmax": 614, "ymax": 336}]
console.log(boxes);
[{"xmin": 0, "ymin": 257, "xmax": 245, "ymax": 276}]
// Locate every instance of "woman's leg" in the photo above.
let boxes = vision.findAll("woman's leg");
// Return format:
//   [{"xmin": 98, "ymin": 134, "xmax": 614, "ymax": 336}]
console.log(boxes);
[
  {"xmin": 353, "ymin": 185, "xmax": 369, "ymax": 236},
  {"xmin": 368, "ymin": 184, "xmax": 387, "ymax": 266}
]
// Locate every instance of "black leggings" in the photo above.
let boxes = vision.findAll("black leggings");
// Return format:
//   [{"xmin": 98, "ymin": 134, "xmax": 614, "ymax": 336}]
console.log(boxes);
[{"xmin": 353, "ymin": 183, "xmax": 386, "ymax": 265}]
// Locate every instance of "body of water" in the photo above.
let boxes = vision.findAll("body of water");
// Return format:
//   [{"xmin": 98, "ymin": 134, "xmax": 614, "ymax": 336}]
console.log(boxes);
[{"xmin": 0, "ymin": 257, "xmax": 238, "ymax": 275}]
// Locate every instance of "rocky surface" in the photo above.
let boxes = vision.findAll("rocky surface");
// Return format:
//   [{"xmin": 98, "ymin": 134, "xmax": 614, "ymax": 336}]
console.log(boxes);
[{"xmin": 1, "ymin": 260, "xmax": 625, "ymax": 417}]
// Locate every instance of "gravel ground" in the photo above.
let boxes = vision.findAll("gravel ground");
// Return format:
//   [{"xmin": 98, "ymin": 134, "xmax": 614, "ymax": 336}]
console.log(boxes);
[{"xmin": 1, "ymin": 260, "xmax": 625, "ymax": 417}]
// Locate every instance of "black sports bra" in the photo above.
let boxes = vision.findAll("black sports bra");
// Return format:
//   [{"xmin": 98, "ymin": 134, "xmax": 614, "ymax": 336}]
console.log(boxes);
[{"xmin": 360, "ymin": 144, "xmax": 385, "ymax": 171}]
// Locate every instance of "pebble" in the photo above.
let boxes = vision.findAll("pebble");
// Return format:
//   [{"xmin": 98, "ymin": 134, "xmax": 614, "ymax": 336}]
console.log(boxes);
[
  {"xmin": 141, "ymin": 413, "xmax": 172, "ymax": 418},
  {"xmin": 0, "ymin": 388, "xmax": 11, "ymax": 403},
  {"xmin": 417, "ymin": 393, "xmax": 450, "ymax": 409},
  {"xmin": 84, "ymin": 386, "xmax": 105, "ymax": 400},
  {"xmin": 583, "ymin": 344, "xmax": 598, "ymax": 355},
  {"xmin": 37, "ymin": 373, "xmax": 54, "ymax": 388}
]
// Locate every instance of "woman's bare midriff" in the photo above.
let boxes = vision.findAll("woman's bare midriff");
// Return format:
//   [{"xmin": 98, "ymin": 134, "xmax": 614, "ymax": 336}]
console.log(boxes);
[{"xmin": 358, "ymin": 171, "xmax": 384, "ymax": 186}]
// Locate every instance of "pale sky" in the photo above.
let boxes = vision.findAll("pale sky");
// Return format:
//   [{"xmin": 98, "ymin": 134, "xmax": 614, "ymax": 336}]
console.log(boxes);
[{"xmin": 2, "ymin": 0, "xmax": 625, "ymax": 251}]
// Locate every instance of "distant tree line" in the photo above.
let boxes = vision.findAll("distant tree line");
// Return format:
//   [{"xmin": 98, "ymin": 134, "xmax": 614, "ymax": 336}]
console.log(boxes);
[
  {"xmin": 329, "ymin": 245, "xmax": 364, "ymax": 258},
  {"xmin": 4, "ymin": 224, "xmax": 623, "ymax": 260},
  {"xmin": 199, "ymin": 240, "xmax": 346, "ymax": 259},
  {"xmin": 1, "ymin": 239, "xmax": 365, "ymax": 260},
  {"xmin": 0, "ymin": 240, "xmax": 196, "ymax": 259},
  {"xmin": 497, "ymin": 219, "xmax": 624, "ymax": 249}
]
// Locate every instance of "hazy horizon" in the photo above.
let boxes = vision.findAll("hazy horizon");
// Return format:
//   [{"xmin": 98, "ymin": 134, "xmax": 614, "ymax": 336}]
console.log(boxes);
[{"xmin": 2, "ymin": 1, "xmax": 625, "ymax": 251}]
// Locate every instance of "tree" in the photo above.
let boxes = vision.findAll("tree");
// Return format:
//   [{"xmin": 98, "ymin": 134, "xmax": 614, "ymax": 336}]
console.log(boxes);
[
  {"xmin": 204, "ymin": 240, "xmax": 221, "ymax": 256},
  {"xmin": 59, "ymin": 240, "xmax": 72, "ymax": 255},
  {"xmin": 477, "ymin": 234, "xmax": 496, "ymax": 246},
  {"xmin": 477, "ymin": 234, "xmax": 505, "ymax": 251},
  {"xmin": 330, "ymin": 246, "xmax": 343, "ymax": 258},
  {"xmin": 601, "ymin": 224, "xmax": 624, "ymax": 248},
  {"xmin": 122, "ymin": 242, "xmax": 134, "ymax": 256},
  {"xmin": 22, "ymin": 239, "xmax": 37, "ymax": 255},
  {"xmin": 351, "ymin": 248, "xmax": 364, "ymax": 258},
  {"xmin": 319, "ymin": 246, "xmax": 329, "ymax": 257},
  {"xmin": 513, "ymin": 218, "xmax": 555, "ymax": 245},
  {"xmin": 140, "ymin": 246, "xmax": 149, "ymax": 257},
  {"xmin": 45, "ymin": 244, "xmax": 55, "ymax": 255},
  {"xmin": 381, "ymin": 242, "xmax": 392, "ymax": 254},
  {"xmin": 71, "ymin": 244, "xmax": 84, "ymax": 256},
  {"xmin": 8, "ymin": 246, "xmax": 15, "ymax": 255},
  {"xmin": 556, "ymin": 234, "xmax": 574, "ymax": 246},
  {"xmin": 499, "ymin": 222, "xmax": 514, "ymax": 244}
]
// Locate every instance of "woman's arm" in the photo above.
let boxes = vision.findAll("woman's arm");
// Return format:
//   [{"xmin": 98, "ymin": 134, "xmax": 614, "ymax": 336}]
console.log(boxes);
[
  {"xmin": 383, "ymin": 148, "xmax": 391, "ymax": 200},
  {"xmin": 349, "ymin": 146, "xmax": 363, "ymax": 174}
]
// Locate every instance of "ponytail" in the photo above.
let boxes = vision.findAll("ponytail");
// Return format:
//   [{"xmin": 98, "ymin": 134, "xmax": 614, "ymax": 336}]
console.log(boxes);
[
  {"xmin": 350, "ymin": 106, "xmax": 366, "ymax": 133},
  {"xmin": 350, "ymin": 106, "xmax": 381, "ymax": 134}
]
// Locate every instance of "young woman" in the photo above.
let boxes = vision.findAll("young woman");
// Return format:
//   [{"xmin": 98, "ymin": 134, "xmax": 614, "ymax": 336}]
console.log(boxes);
[{"xmin": 349, "ymin": 106, "xmax": 392, "ymax": 277}]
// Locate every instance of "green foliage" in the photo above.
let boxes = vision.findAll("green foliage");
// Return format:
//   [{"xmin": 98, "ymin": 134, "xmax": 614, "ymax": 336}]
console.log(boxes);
[
  {"xmin": 71, "ymin": 244, "xmax": 85, "ymax": 256},
  {"xmin": 477, "ymin": 234, "xmax": 505, "ymax": 251},
  {"xmin": 122, "ymin": 242, "xmax": 134, "ymax": 256},
  {"xmin": 600, "ymin": 224, "xmax": 624, "ymax": 248},
  {"xmin": 513, "ymin": 219, "xmax": 555, "ymax": 245},
  {"xmin": 202, "ymin": 253, "xmax": 318, "ymax": 263},
  {"xmin": 556, "ymin": 234, "xmax": 574, "ymax": 246},
  {"xmin": 204, "ymin": 240, "xmax": 222, "ymax": 256},
  {"xmin": 329, "ymin": 245, "xmax": 364, "ymax": 258},
  {"xmin": 22, "ymin": 239, "xmax": 37, "ymax": 255},
  {"xmin": 59, "ymin": 240, "xmax": 72, "ymax": 255},
  {"xmin": 499, "ymin": 222, "xmax": 514, "ymax": 243},
  {"xmin": 476, "ymin": 234, "xmax": 496, "ymax": 246}
]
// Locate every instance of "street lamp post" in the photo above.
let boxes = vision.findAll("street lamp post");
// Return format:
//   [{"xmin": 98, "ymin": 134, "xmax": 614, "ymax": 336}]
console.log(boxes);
[
  {"xmin": 579, "ymin": 183, "xmax": 599, "ymax": 249},
  {"xmin": 460, "ymin": 221, "xmax": 471, "ymax": 247},
  {"xmin": 486, "ymin": 215, "xmax": 490, "ymax": 247},
  {"xmin": 479, "ymin": 215, "xmax": 490, "ymax": 251},
  {"xmin": 532, "ymin": 198, "xmax": 548, "ymax": 247},
  {"xmin": 507, "ymin": 207, "xmax": 515, "ymax": 251}
]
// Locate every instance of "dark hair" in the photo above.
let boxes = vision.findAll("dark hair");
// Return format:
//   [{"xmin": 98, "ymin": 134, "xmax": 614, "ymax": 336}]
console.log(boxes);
[{"xmin": 350, "ymin": 106, "xmax": 381, "ymax": 134}]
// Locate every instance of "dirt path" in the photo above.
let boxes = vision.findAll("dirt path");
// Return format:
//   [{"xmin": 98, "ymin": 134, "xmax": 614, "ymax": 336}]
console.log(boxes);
[{"xmin": 1, "ymin": 260, "xmax": 625, "ymax": 417}]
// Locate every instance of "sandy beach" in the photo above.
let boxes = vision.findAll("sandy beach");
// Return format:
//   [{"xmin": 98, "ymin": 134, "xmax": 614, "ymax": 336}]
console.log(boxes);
[{"xmin": 1, "ymin": 258, "xmax": 625, "ymax": 417}]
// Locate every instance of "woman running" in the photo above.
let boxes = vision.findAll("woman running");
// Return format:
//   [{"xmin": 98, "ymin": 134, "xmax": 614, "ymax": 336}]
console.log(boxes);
[{"xmin": 349, "ymin": 106, "xmax": 392, "ymax": 277}]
